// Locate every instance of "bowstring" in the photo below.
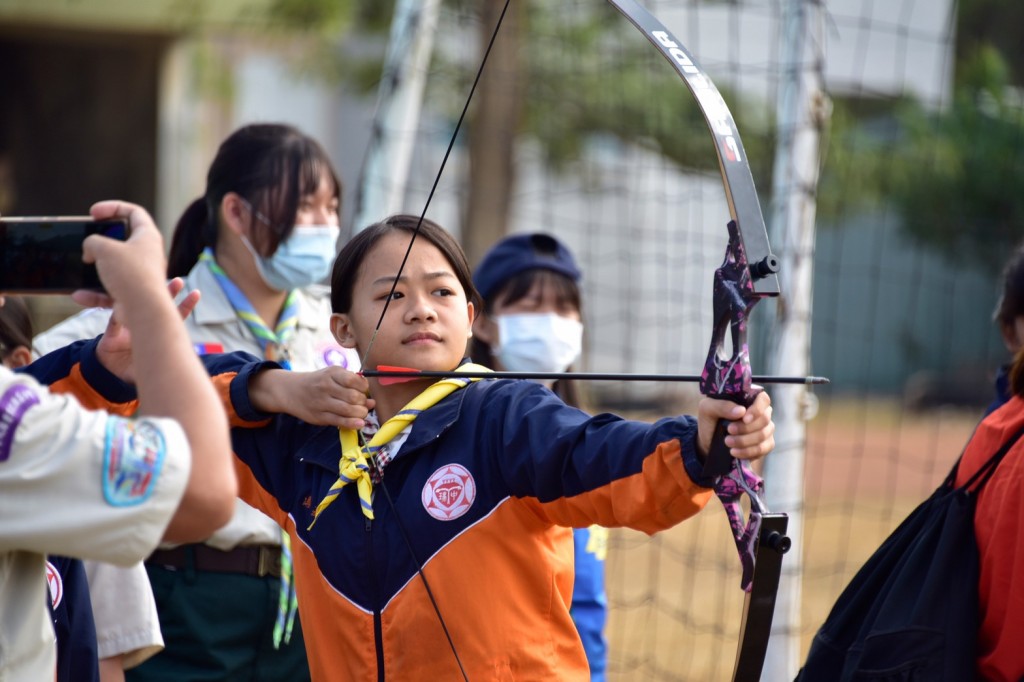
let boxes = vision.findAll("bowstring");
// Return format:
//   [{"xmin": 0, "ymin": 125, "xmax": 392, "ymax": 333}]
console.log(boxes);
[
  {"xmin": 355, "ymin": 2, "xmax": 513, "ymax": 679},
  {"xmin": 360, "ymin": 0, "xmax": 513, "ymax": 369}
]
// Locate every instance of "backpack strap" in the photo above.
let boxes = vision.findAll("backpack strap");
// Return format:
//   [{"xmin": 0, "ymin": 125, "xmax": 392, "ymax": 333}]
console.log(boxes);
[{"xmin": 953, "ymin": 422, "xmax": 1024, "ymax": 495}]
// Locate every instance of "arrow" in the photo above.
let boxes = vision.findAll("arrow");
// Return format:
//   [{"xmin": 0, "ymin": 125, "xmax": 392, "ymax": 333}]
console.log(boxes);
[{"xmin": 365, "ymin": 365, "xmax": 829, "ymax": 386}]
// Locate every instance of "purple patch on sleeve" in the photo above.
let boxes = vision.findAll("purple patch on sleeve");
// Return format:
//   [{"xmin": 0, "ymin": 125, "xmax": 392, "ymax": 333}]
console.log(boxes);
[
  {"xmin": 321, "ymin": 345, "xmax": 350, "ymax": 369},
  {"xmin": 0, "ymin": 384, "xmax": 42, "ymax": 462}
]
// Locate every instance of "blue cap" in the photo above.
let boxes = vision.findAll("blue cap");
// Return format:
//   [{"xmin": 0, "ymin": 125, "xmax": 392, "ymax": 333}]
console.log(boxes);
[{"xmin": 473, "ymin": 233, "xmax": 582, "ymax": 302}]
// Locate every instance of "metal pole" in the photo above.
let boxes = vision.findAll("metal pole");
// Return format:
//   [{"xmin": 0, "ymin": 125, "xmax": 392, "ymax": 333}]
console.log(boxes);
[
  {"xmin": 352, "ymin": 0, "xmax": 442, "ymax": 232},
  {"xmin": 763, "ymin": 0, "xmax": 828, "ymax": 678}
]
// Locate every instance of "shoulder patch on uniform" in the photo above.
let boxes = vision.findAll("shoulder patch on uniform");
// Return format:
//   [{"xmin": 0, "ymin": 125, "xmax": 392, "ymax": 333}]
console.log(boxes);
[
  {"xmin": 0, "ymin": 383, "xmax": 41, "ymax": 462},
  {"xmin": 45, "ymin": 560, "xmax": 63, "ymax": 609},
  {"xmin": 103, "ymin": 417, "xmax": 167, "ymax": 506},
  {"xmin": 421, "ymin": 464, "xmax": 476, "ymax": 521}
]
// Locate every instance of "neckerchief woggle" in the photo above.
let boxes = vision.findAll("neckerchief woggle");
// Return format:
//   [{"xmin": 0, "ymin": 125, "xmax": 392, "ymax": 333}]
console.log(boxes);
[
  {"xmin": 309, "ymin": 363, "xmax": 492, "ymax": 527},
  {"xmin": 200, "ymin": 248, "xmax": 301, "ymax": 646}
]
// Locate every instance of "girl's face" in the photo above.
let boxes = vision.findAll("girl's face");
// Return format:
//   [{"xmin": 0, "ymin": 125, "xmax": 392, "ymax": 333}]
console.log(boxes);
[
  {"xmin": 491, "ymin": 278, "xmax": 580, "ymax": 320},
  {"xmin": 295, "ymin": 173, "xmax": 341, "ymax": 229},
  {"xmin": 331, "ymin": 232, "xmax": 475, "ymax": 372},
  {"xmin": 231, "ymin": 173, "xmax": 340, "ymax": 256},
  {"xmin": 472, "ymin": 275, "xmax": 584, "ymax": 375},
  {"xmin": 473, "ymin": 276, "xmax": 581, "ymax": 349}
]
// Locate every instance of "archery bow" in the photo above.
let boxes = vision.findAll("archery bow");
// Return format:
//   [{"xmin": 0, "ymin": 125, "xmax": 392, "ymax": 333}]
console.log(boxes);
[{"xmin": 603, "ymin": 2, "xmax": 792, "ymax": 680}]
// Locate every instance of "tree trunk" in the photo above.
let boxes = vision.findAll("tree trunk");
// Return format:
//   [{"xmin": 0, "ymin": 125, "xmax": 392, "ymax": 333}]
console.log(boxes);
[{"xmin": 463, "ymin": 0, "xmax": 524, "ymax": 268}]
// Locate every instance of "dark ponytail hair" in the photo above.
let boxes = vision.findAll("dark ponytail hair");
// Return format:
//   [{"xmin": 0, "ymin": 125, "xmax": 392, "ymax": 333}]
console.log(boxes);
[
  {"xmin": 1011, "ymin": 346, "xmax": 1024, "ymax": 399},
  {"xmin": 167, "ymin": 123, "xmax": 342, "ymax": 277},
  {"xmin": 167, "ymin": 199, "xmax": 212, "ymax": 278}
]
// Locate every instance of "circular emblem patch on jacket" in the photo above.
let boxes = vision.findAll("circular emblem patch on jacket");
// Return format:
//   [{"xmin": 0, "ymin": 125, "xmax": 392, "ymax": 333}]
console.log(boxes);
[
  {"xmin": 45, "ymin": 560, "xmax": 63, "ymax": 609},
  {"xmin": 422, "ymin": 464, "xmax": 476, "ymax": 521}
]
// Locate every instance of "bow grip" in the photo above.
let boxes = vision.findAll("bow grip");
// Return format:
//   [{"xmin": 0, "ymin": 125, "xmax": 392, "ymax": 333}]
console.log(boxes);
[{"xmin": 701, "ymin": 389, "xmax": 759, "ymax": 478}]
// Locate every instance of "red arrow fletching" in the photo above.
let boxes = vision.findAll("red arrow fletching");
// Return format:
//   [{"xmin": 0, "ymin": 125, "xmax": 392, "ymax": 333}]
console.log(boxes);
[{"xmin": 372, "ymin": 365, "xmax": 423, "ymax": 385}]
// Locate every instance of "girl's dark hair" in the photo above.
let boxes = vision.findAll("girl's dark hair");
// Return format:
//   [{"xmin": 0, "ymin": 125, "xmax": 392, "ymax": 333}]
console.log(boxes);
[
  {"xmin": 1012, "ymin": 346, "xmax": 1024, "ymax": 399},
  {"xmin": 994, "ymin": 242, "xmax": 1024, "ymax": 331},
  {"xmin": 330, "ymin": 214, "xmax": 480, "ymax": 315},
  {"xmin": 167, "ymin": 123, "xmax": 342, "ymax": 277},
  {"xmin": 469, "ymin": 268, "xmax": 584, "ymax": 408},
  {"xmin": 0, "ymin": 295, "xmax": 33, "ymax": 358}
]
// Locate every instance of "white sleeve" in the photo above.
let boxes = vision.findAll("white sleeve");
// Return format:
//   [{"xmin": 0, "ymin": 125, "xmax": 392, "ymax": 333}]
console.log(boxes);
[
  {"xmin": 32, "ymin": 307, "xmax": 113, "ymax": 357},
  {"xmin": 83, "ymin": 560, "xmax": 164, "ymax": 666},
  {"xmin": 0, "ymin": 370, "xmax": 190, "ymax": 565}
]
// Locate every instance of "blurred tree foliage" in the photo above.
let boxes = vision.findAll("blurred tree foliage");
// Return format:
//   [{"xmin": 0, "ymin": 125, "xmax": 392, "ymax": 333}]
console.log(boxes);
[
  {"xmin": 957, "ymin": 0, "xmax": 1024, "ymax": 86},
  {"xmin": 819, "ymin": 43, "xmax": 1024, "ymax": 270},
  {"xmin": 264, "ymin": 0, "xmax": 352, "ymax": 30},
  {"xmin": 518, "ymin": 2, "xmax": 772, "ymax": 183},
  {"xmin": 254, "ymin": 0, "xmax": 1024, "ymax": 271},
  {"xmin": 894, "ymin": 47, "xmax": 1024, "ymax": 268},
  {"xmin": 264, "ymin": 0, "xmax": 777, "ymax": 262},
  {"xmin": 259, "ymin": 0, "xmax": 775, "ymax": 199}
]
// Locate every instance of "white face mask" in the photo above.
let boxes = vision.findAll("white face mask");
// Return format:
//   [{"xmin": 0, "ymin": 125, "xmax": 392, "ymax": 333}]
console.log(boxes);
[{"xmin": 494, "ymin": 313, "xmax": 583, "ymax": 375}]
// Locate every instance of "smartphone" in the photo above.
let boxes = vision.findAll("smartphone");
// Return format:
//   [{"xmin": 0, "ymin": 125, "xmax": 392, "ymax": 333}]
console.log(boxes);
[{"xmin": 0, "ymin": 216, "xmax": 130, "ymax": 293}]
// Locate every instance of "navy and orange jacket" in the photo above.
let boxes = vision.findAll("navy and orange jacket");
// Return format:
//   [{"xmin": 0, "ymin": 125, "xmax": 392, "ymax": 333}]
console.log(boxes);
[
  {"xmin": 20, "ymin": 337, "xmax": 137, "ymax": 412},
  {"xmin": 214, "ymin": 353, "xmax": 717, "ymax": 681}
]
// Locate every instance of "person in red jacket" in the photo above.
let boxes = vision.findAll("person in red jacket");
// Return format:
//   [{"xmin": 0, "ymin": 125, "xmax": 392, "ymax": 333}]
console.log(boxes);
[{"xmin": 955, "ymin": 344, "xmax": 1024, "ymax": 681}]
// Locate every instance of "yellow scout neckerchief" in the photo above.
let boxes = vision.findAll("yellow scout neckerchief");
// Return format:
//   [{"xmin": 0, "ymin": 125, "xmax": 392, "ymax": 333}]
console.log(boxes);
[{"xmin": 308, "ymin": 364, "xmax": 491, "ymax": 529}]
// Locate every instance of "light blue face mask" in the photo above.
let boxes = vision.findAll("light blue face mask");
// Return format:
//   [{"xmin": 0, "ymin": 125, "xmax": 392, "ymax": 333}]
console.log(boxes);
[
  {"xmin": 242, "ymin": 225, "xmax": 341, "ymax": 291},
  {"xmin": 495, "ymin": 313, "xmax": 584, "ymax": 376}
]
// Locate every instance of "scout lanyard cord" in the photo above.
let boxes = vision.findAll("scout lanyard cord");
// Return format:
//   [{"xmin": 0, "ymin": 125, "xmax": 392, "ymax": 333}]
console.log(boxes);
[{"xmin": 357, "ymin": 3, "xmax": 512, "ymax": 679}]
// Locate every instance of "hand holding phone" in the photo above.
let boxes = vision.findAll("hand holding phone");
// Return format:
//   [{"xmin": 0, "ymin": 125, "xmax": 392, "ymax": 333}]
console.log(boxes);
[{"xmin": 0, "ymin": 216, "xmax": 130, "ymax": 293}]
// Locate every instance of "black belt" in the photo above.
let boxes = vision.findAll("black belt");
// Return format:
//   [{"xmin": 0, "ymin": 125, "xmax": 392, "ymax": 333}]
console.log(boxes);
[{"xmin": 147, "ymin": 543, "xmax": 282, "ymax": 578}]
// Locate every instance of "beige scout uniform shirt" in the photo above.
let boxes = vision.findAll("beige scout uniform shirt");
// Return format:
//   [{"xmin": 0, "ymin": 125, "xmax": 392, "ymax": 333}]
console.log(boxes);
[{"xmin": 0, "ymin": 368, "xmax": 190, "ymax": 681}]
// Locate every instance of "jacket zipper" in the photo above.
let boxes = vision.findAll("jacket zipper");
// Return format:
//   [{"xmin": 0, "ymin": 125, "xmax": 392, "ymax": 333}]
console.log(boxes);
[{"xmin": 367, "ymin": 515, "xmax": 385, "ymax": 681}]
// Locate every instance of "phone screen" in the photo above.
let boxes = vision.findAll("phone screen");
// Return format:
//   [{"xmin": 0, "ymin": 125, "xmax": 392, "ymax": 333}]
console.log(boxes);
[{"xmin": 0, "ymin": 217, "xmax": 130, "ymax": 293}]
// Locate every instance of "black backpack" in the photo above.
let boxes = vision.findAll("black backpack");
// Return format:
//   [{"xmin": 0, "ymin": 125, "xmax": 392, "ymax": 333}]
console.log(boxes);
[{"xmin": 796, "ymin": 424, "xmax": 1024, "ymax": 682}]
